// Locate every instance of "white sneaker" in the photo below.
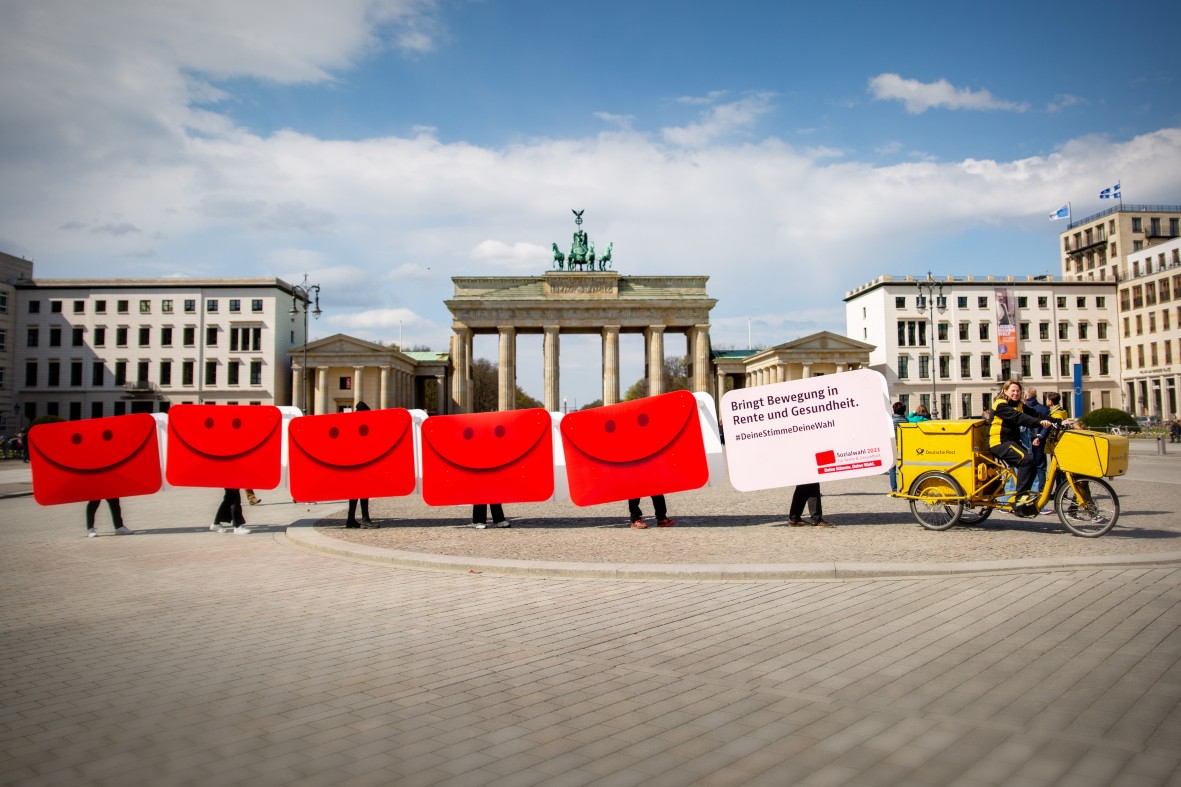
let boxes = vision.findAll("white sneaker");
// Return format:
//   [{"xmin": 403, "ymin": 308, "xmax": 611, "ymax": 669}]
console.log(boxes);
[
  {"xmin": 211, "ymin": 523, "xmax": 224, "ymax": 531},
  {"xmin": 1039, "ymin": 507, "xmax": 1055, "ymax": 516},
  {"xmin": 87, "ymin": 528, "xmax": 98, "ymax": 538},
  {"xmin": 491, "ymin": 520, "xmax": 511, "ymax": 528},
  {"xmin": 234, "ymin": 526, "xmax": 251, "ymax": 534},
  {"xmin": 115, "ymin": 526, "xmax": 135, "ymax": 535},
  {"xmin": 470, "ymin": 523, "xmax": 487, "ymax": 529}
]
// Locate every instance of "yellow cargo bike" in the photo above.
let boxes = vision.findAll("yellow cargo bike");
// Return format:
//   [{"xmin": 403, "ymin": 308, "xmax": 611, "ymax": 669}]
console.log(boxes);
[{"xmin": 891, "ymin": 420, "xmax": 1128, "ymax": 537}]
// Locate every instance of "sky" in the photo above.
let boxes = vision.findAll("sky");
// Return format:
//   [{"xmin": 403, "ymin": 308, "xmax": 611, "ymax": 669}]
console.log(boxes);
[{"xmin": 3, "ymin": 0, "xmax": 1181, "ymax": 406}]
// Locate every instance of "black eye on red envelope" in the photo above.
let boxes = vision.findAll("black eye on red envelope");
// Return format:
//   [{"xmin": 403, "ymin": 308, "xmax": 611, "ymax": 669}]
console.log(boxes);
[
  {"xmin": 420, "ymin": 408, "xmax": 554, "ymax": 505},
  {"xmin": 288, "ymin": 408, "xmax": 416, "ymax": 502},
  {"xmin": 29, "ymin": 413, "xmax": 163, "ymax": 505},
  {"xmin": 559, "ymin": 390, "xmax": 708, "ymax": 506},
  {"xmin": 165, "ymin": 404, "xmax": 283, "ymax": 490}
]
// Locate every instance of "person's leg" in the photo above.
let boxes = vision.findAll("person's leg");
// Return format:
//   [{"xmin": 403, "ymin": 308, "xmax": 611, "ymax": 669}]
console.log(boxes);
[
  {"xmin": 472, "ymin": 504, "xmax": 488, "ymax": 524},
  {"xmin": 788, "ymin": 486, "xmax": 809, "ymax": 522},
  {"xmin": 627, "ymin": 499, "xmax": 642, "ymax": 521},
  {"xmin": 108, "ymin": 499, "xmax": 131, "ymax": 533},
  {"xmin": 490, "ymin": 504, "xmax": 504, "ymax": 524},
  {"xmin": 652, "ymin": 495, "xmax": 667, "ymax": 521},
  {"xmin": 214, "ymin": 490, "xmax": 232, "ymax": 526},
  {"xmin": 992, "ymin": 443, "xmax": 1035, "ymax": 497},
  {"xmin": 245, "ymin": 489, "xmax": 260, "ymax": 505},
  {"xmin": 360, "ymin": 499, "xmax": 371, "ymax": 523},
  {"xmin": 806, "ymin": 486, "xmax": 824, "ymax": 521},
  {"xmin": 346, "ymin": 499, "xmax": 360, "ymax": 527},
  {"xmin": 227, "ymin": 489, "xmax": 246, "ymax": 527},
  {"xmin": 85, "ymin": 500, "xmax": 100, "ymax": 532}
]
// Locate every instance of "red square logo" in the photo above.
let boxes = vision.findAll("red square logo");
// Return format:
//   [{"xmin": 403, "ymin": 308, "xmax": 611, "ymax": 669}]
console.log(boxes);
[{"xmin": 815, "ymin": 450, "xmax": 836, "ymax": 466}]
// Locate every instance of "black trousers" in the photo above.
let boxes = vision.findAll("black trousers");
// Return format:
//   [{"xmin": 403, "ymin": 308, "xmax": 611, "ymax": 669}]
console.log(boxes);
[
  {"xmin": 789, "ymin": 483, "xmax": 823, "ymax": 520},
  {"xmin": 347, "ymin": 498, "xmax": 370, "ymax": 524},
  {"xmin": 214, "ymin": 489, "xmax": 245, "ymax": 526},
  {"xmin": 472, "ymin": 504, "xmax": 505, "ymax": 524},
  {"xmin": 85, "ymin": 499, "xmax": 123, "ymax": 530},
  {"xmin": 991, "ymin": 441, "xmax": 1036, "ymax": 496},
  {"xmin": 627, "ymin": 495, "xmax": 667, "ymax": 521}
]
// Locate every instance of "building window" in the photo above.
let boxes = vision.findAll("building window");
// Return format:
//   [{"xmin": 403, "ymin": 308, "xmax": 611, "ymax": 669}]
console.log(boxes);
[
  {"xmin": 958, "ymin": 322, "xmax": 969, "ymax": 341},
  {"xmin": 1038, "ymin": 296, "xmax": 1048, "ymax": 308},
  {"xmin": 938, "ymin": 355, "xmax": 951, "ymax": 379},
  {"xmin": 251, "ymin": 299, "xmax": 263, "ymax": 313},
  {"xmin": 897, "ymin": 356, "xmax": 909, "ymax": 379},
  {"xmin": 340, "ymin": 376, "xmax": 353, "ymax": 390},
  {"xmin": 95, "ymin": 300, "xmax": 106, "ymax": 314},
  {"xmin": 918, "ymin": 356, "xmax": 930, "ymax": 380},
  {"xmin": 1017, "ymin": 296, "xmax": 1028, "ymax": 308},
  {"xmin": 1057, "ymin": 296, "xmax": 1067, "ymax": 308},
  {"xmin": 160, "ymin": 361, "xmax": 172, "ymax": 386},
  {"xmin": 1076, "ymin": 296, "xmax": 1086, "ymax": 308},
  {"xmin": 1020, "ymin": 355, "xmax": 1031, "ymax": 378},
  {"xmin": 28, "ymin": 300, "xmax": 41, "ymax": 314},
  {"xmin": 137, "ymin": 361, "xmax": 149, "ymax": 384},
  {"xmin": 957, "ymin": 296, "xmax": 968, "ymax": 308},
  {"xmin": 250, "ymin": 361, "xmax": 262, "ymax": 386},
  {"xmin": 937, "ymin": 322, "xmax": 949, "ymax": 341},
  {"xmin": 1018, "ymin": 322, "xmax": 1029, "ymax": 341},
  {"xmin": 48, "ymin": 362, "xmax": 61, "ymax": 387},
  {"xmin": 183, "ymin": 327, "xmax": 195, "ymax": 347},
  {"xmin": 50, "ymin": 300, "xmax": 63, "ymax": 313},
  {"xmin": 205, "ymin": 361, "xmax": 217, "ymax": 385},
  {"xmin": 91, "ymin": 402, "xmax": 103, "ymax": 419},
  {"xmin": 1059, "ymin": 354, "xmax": 1071, "ymax": 377},
  {"xmin": 895, "ymin": 297, "xmax": 906, "ymax": 308},
  {"xmin": 73, "ymin": 300, "xmax": 85, "ymax": 313},
  {"xmin": 25, "ymin": 362, "xmax": 37, "ymax": 386},
  {"xmin": 1000, "ymin": 359, "xmax": 1011, "ymax": 380},
  {"xmin": 1041, "ymin": 354, "xmax": 1052, "ymax": 377},
  {"xmin": 228, "ymin": 360, "xmax": 240, "ymax": 386},
  {"xmin": 229, "ymin": 299, "xmax": 241, "ymax": 312},
  {"xmin": 1039, "ymin": 322, "xmax": 1051, "ymax": 340},
  {"xmin": 1097, "ymin": 322, "xmax": 1108, "ymax": 340},
  {"xmin": 978, "ymin": 322, "xmax": 989, "ymax": 341},
  {"xmin": 72, "ymin": 327, "xmax": 84, "ymax": 346},
  {"xmin": 1096, "ymin": 296, "xmax": 1106, "ymax": 308},
  {"xmin": 139, "ymin": 327, "xmax": 151, "ymax": 347},
  {"xmin": 49, "ymin": 327, "xmax": 62, "ymax": 347},
  {"xmin": 114, "ymin": 361, "xmax": 127, "ymax": 386},
  {"xmin": 113, "ymin": 402, "xmax": 125, "ymax": 417},
  {"xmin": 92, "ymin": 362, "xmax": 103, "ymax": 386},
  {"xmin": 206, "ymin": 299, "xmax": 219, "ymax": 313},
  {"xmin": 116, "ymin": 327, "xmax": 128, "ymax": 347},
  {"xmin": 182, "ymin": 361, "xmax": 194, "ymax": 386},
  {"xmin": 139, "ymin": 299, "xmax": 151, "ymax": 313},
  {"xmin": 980, "ymin": 355, "xmax": 991, "ymax": 378},
  {"xmin": 117, "ymin": 300, "xmax": 129, "ymax": 314},
  {"xmin": 27, "ymin": 327, "xmax": 38, "ymax": 347},
  {"xmin": 960, "ymin": 355, "xmax": 971, "ymax": 378},
  {"xmin": 206, "ymin": 327, "xmax": 218, "ymax": 347},
  {"xmin": 161, "ymin": 327, "xmax": 173, "ymax": 346},
  {"xmin": 1080, "ymin": 353, "xmax": 1091, "ymax": 376},
  {"xmin": 0, "ymin": 329, "xmax": 5, "ymax": 351},
  {"xmin": 977, "ymin": 296, "xmax": 988, "ymax": 309},
  {"xmin": 230, "ymin": 326, "xmax": 262, "ymax": 352},
  {"xmin": 184, "ymin": 299, "xmax": 196, "ymax": 313},
  {"xmin": 162, "ymin": 299, "xmax": 173, "ymax": 313},
  {"xmin": 1058, "ymin": 322, "xmax": 1069, "ymax": 340},
  {"xmin": 1078, "ymin": 322, "xmax": 1089, "ymax": 340},
  {"xmin": 94, "ymin": 327, "xmax": 106, "ymax": 347},
  {"xmin": 0, "ymin": 292, "xmax": 6, "ymax": 313}
]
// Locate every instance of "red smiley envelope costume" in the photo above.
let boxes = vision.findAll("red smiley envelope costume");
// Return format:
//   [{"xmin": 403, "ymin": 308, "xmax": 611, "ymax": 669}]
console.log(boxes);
[
  {"xmin": 288, "ymin": 408, "xmax": 416, "ymax": 502},
  {"xmin": 29, "ymin": 413, "xmax": 163, "ymax": 505},
  {"xmin": 420, "ymin": 408, "xmax": 554, "ymax": 505},
  {"xmin": 165, "ymin": 404, "xmax": 282, "ymax": 489},
  {"xmin": 559, "ymin": 390, "xmax": 708, "ymax": 506}
]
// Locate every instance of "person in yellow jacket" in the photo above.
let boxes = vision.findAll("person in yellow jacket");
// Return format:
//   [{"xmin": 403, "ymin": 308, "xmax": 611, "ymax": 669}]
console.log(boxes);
[{"xmin": 990, "ymin": 380, "xmax": 1053, "ymax": 502}]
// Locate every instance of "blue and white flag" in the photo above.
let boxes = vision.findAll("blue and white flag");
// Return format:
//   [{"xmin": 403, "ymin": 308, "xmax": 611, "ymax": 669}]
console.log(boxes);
[
  {"xmin": 1099, "ymin": 182, "xmax": 1121, "ymax": 199},
  {"xmin": 1049, "ymin": 205, "xmax": 1070, "ymax": 221}
]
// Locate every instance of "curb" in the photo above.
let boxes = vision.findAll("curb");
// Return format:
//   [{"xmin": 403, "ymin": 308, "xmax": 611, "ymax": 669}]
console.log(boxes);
[{"xmin": 283, "ymin": 521, "xmax": 1181, "ymax": 581}]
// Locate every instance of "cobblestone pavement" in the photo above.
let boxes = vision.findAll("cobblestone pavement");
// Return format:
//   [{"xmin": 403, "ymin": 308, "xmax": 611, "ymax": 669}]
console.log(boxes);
[{"xmin": 1, "ymin": 446, "xmax": 1179, "ymax": 786}]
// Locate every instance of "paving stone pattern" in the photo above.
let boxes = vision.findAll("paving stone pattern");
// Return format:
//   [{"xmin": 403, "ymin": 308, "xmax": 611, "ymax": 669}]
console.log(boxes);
[{"xmin": 1, "ymin": 480, "xmax": 1179, "ymax": 786}]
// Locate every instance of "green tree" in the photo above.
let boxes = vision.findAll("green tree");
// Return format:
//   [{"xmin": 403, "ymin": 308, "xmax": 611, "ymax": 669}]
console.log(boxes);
[
  {"xmin": 469, "ymin": 357, "xmax": 542, "ymax": 412},
  {"xmin": 623, "ymin": 355, "xmax": 691, "ymax": 401}
]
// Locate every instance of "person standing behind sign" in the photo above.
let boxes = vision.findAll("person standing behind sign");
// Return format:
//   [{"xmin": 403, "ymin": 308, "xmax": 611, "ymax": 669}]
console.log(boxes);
[
  {"xmin": 788, "ymin": 484, "xmax": 830, "ymax": 527},
  {"xmin": 889, "ymin": 401, "xmax": 907, "ymax": 493}
]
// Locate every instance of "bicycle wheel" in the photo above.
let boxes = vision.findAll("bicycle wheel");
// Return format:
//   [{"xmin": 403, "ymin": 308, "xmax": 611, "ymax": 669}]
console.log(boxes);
[
  {"xmin": 1055, "ymin": 476, "xmax": 1119, "ymax": 537},
  {"xmin": 958, "ymin": 506, "xmax": 993, "ymax": 525},
  {"xmin": 908, "ymin": 472, "xmax": 964, "ymax": 530}
]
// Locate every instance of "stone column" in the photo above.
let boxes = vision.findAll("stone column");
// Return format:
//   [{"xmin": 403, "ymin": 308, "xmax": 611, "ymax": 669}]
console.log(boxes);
[
  {"xmin": 715, "ymin": 368, "xmax": 728, "ymax": 418},
  {"xmin": 646, "ymin": 325, "xmax": 665, "ymax": 397},
  {"xmin": 802, "ymin": 363, "xmax": 812, "ymax": 379},
  {"xmin": 292, "ymin": 367, "xmax": 303, "ymax": 412},
  {"xmin": 692, "ymin": 324, "xmax": 711, "ymax": 392},
  {"xmin": 353, "ymin": 366, "xmax": 365, "ymax": 408},
  {"xmin": 543, "ymin": 325, "xmax": 561, "ymax": 412},
  {"xmin": 498, "ymin": 326, "xmax": 516, "ymax": 412},
  {"xmin": 602, "ymin": 326, "xmax": 621, "ymax": 406},
  {"xmin": 315, "ymin": 366, "xmax": 329, "ymax": 415},
  {"xmin": 436, "ymin": 375, "xmax": 446, "ymax": 415},
  {"xmin": 450, "ymin": 327, "xmax": 470, "ymax": 414},
  {"xmin": 836, "ymin": 362, "xmax": 847, "ymax": 374},
  {"xmin": 379, "ymin": 366, "xmax": 391, "ymax": 409}
]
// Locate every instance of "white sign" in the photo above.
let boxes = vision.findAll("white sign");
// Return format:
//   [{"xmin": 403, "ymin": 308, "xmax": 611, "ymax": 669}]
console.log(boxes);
[{"xmin": 721, "ymin": 368, "xmax": 895, "ymax": 492}]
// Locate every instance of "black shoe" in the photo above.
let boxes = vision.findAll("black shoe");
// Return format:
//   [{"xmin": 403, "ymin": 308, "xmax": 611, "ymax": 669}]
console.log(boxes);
[
  {"xmin": 345, "ymin": 522, "xmax": 361, "ymax": 529},
  {"xmin": 360, "ymin": 521, "xmax": 379, "ymax": 529}
]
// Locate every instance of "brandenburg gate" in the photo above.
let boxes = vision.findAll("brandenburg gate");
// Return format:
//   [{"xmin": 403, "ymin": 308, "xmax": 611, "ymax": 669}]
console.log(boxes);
[{"xmin": 445, "ymin": 212, "xmax": 716, "ymax": 412}]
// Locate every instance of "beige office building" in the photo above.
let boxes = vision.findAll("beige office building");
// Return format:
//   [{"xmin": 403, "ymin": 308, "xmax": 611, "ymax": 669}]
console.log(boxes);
[{"xmin": 1118, "ymin": 236, "xmax": 1181, "ymax": 419}]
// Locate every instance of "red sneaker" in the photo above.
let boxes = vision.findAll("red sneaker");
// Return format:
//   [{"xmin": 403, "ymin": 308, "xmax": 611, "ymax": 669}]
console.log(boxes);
[
  {"xmin": 630, "ymin": 519, "xmax": 648, "ymax": 529},
  {"xmin": 656, "ymin": 518, "xmax": 676, "ymax": 527}
]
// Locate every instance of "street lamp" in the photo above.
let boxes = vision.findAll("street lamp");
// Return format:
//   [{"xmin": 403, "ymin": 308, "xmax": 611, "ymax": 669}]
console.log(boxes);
[
  {"xmin": 915, "ymin": 272, "xmax": 947, "ymax": 418},
  {"xmin": 290, "ymin": 273, "xmax": 322, "ymax": 414}
]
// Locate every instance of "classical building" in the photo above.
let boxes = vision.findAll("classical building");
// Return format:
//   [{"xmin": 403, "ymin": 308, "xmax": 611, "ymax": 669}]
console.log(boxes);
[
  {"xmin": 445, "ymin": 273, "xmax": 716, "ymax": 413},
  {"xmin": 290, "ymin": 334, "xmax": 451, "ymax": 414},
  {"xmin": 1119, "ymin": 236, "xmax": 1181, "ymax": 419},
  {"xmin": 712, "ymin": 332, "xmax": 872, "ymax": 397},
  {"xmin": 0, "ymin": 252, "xmax": 34, "ymax": 434},
  {"xmin": 1059, "ymin": 204, "xmax": 1181, "ymax": 283},
  {"xmin": 845, "ymin": 275, "xmax": 1122, "ymax": 418},
  {"xmin": 10, "ymin": 277, "xmax": 308, "ymax": 425}
]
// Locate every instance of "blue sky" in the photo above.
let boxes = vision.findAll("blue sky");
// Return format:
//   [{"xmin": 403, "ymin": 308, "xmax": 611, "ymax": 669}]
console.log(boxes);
[{"xmin": 3, "ymin": 0, "xmax": 1181, "ymax": 405}]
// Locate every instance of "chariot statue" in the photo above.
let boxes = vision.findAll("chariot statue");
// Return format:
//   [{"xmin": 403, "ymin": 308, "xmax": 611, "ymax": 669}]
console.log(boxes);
[{"xmin": 551, "ymin": 210, "xmax": 613, "ymax": 272}]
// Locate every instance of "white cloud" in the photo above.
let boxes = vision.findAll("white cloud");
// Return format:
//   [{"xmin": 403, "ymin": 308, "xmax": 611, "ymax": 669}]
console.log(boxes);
[
  {"xmin": 868, "ymin": 73, "xmax": 1029, "ymax": 114},
  {"xmin": 661, "ymin": 92, "xmax": 776, "ymax": 147}
]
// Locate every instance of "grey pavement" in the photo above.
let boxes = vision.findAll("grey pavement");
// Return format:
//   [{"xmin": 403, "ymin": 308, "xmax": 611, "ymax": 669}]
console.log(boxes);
[{"xmin": 1, "ymin": 445, "xmax": 1180, "ymax": 786}]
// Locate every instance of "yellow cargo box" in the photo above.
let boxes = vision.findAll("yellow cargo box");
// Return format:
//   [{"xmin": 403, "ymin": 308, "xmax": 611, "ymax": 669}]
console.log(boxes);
[
  {"xmin": 1054, "ymin": 429, "xmax": 1129, "ymax": 478},
  {"xmin": 896, "ymin": 420, "xmax": 990, "ymax": 495}
]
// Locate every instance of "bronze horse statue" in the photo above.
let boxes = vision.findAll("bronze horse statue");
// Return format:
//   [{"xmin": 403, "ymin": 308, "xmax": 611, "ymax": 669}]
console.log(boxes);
[{"xmin": 551, "ymin": 243, "xmax": 566, "ymax": 270}]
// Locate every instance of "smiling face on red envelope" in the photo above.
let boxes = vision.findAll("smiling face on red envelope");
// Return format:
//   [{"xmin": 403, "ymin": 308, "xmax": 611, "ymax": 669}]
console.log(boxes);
[
  {"xmin": 559, "ymin": 390, "xmax": 707, "ymax": 506},
  {"xmin": 420, "ymin": 408, "xmax": 554, "ymax": 505},
  {"xmin": 288, "ymin": 408, "xmax": 416, "ymax": 502},
  {"xmin": 30, "ymin": 413, "xmax": 162, "ymax": 505},
  {"xmin": 165, "ymin": 404, "xmax": 282, "ymax": 489}
]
